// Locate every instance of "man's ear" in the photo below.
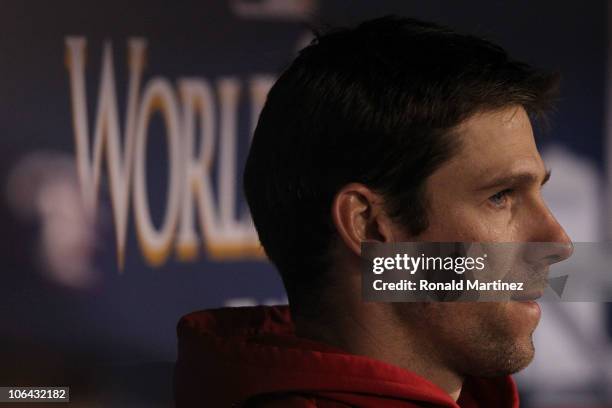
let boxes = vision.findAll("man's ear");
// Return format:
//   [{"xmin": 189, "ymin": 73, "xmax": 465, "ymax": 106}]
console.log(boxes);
[{"xmin": 331, "ymin": 183, "xmax": 396, "ymax": 257}]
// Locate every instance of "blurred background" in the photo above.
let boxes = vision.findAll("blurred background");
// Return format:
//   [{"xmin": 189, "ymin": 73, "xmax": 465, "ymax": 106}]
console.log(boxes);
[{"xmin": 0, "ymin": 0, "xmax": 610, "ymax": 406}]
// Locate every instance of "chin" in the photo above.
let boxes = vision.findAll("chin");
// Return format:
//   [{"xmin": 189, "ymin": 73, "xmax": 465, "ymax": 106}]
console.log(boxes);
[
  {"xmin": 464, "ymin": 331, "xmax": 536, "ymax": 378},
  {"xmin": 498, "ymin": 335, "xmax": 536, "ymax": 376},
  {"xmin": 450, "ymin": 301, "xmax": 540, "ymax": 378},
  {"xmin": 476, "ymin": 302, "xmax": 540, "ymax": 377},
  {"xmin": 403, "ymin": 302, "xmax": 541, "ymax": 378}
]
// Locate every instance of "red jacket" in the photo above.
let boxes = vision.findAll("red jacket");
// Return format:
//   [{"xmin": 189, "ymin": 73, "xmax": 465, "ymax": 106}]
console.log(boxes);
[{"xmin": 174, "ymin": 305, "xmax": 520, "ymax": 407}]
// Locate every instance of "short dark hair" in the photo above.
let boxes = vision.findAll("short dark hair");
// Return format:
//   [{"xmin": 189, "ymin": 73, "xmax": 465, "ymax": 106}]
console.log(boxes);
[{"xmin": 243, "ymin": 16, "xmax": 559, "ymax": 307}]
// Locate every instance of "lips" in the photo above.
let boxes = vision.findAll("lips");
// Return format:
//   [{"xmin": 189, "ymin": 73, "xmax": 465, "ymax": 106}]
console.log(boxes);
[{"xmin": 510, "ymin": 290, "xmax": 543, "ymax": 301}]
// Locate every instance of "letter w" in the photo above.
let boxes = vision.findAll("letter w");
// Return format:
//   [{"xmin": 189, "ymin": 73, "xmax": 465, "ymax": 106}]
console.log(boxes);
[{"xmin": 65, "ymin": 37, "xmax": 146, "ymax": 268}]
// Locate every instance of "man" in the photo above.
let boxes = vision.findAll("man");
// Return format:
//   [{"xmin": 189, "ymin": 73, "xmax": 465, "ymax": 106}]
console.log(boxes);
[{"xmin": 174, "ymin": 16, "xmax": 573, "ymax": 407}]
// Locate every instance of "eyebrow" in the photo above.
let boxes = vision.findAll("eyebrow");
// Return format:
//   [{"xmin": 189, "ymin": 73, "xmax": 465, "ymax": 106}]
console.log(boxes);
[{"xmin": 476, "ymin": 169, "xmax": 551, "ymax": 192}]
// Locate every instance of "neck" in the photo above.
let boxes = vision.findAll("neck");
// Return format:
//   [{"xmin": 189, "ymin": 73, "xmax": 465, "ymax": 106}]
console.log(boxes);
[{"xmin": 293, "ymin": 299, "xmax": 463, "ymax": 401}]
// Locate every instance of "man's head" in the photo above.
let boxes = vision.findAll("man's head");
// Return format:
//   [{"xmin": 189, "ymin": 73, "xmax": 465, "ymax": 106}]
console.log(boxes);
[{"xmin": 243, "ymin": 16, "xmax": 571, "ymax": 378}]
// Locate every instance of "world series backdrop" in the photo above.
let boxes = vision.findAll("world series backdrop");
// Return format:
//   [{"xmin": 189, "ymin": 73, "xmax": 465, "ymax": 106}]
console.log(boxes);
[{"xmin": 0, "ymin": 1, "xmax": 609, "ymax": 406}]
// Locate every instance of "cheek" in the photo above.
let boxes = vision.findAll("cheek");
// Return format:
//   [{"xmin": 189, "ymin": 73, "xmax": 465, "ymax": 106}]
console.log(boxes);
[
  {"xmin": 417, "ymin": 181, "xmax": 526, "ymax": 241},
  {"xmin": 419, "ymin": 205, "xmax": 518, "ymax": 242}
]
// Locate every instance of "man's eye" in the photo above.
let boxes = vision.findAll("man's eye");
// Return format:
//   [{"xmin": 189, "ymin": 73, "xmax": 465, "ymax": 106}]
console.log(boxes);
[{"xmin": 489, "ymin": 189, "xmax": 512, "ymax": 207}]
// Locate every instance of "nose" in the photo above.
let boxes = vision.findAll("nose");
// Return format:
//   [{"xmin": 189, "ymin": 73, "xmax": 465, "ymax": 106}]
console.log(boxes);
[
  {"xmin": 526, "ymin": 201, "xmax": 574, "ymax": 266},
  {"xmin": 529, "ymin": 240, "xmax": 574, "ymax": 268}
]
